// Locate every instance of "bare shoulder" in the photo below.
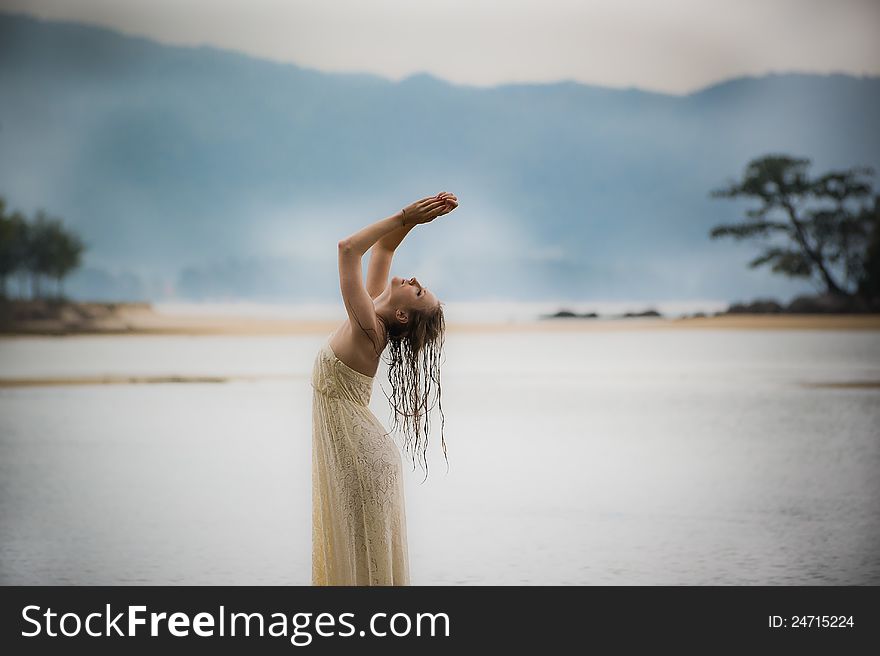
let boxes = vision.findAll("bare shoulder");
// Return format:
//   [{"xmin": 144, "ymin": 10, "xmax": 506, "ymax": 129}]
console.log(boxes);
[{"xmin": 328, "ymin": 317, "xmax": 387, "ymax": 378}]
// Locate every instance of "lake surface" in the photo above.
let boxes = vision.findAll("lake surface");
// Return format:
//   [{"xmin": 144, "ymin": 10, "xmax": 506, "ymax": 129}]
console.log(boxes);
[{"xmin": 1, "ymin": 328, "xmax": 879, "ymax": 584}]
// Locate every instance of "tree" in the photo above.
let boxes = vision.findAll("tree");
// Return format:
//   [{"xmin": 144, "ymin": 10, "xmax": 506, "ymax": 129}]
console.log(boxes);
[
  {"xmin": 856, "ymin": 194, "xmax": 880, "ymax": 302},
  {"xmin": 0, "ymin": 197, "xmax": 9, "ymax": 297},
  {"xmin": 25, "ymin": 211, "xmax": 56, "ymax": 300},
  {"xmin": 709, "ymin": 155, "xmax": 876, "ymax": 299},
  {"xmin": 0, "ymin": 198, "xmax": 87, "ymax": 301},
  {"xmin": 0, "ymin": 198, "xmax": 31, "ymax": 300},
  {"xmin": 46, "ymin": 225, "xmax": 85, "ymax": 299}
]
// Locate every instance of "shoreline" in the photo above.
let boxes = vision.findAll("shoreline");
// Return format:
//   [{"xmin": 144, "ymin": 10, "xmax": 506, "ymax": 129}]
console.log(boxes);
[
  {"xmin": 2, "ymin": 302, "xmax": 878, "ymax": 389},
  {"xmin": 2, "ymin": 299, "xmax": 880, "ymax": 336},
  {"xmin": 1, "ymin": 306, "xmax": 880, "ymax": 337}
]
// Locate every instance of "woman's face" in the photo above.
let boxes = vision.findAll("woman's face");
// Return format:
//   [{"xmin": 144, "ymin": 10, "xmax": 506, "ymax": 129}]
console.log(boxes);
[{"xmin": 389, "ymin": 275, "xmax": 438, "ymax": 311}]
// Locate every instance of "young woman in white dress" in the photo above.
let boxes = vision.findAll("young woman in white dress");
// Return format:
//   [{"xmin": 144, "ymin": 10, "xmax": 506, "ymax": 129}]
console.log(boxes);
[{"xmin": 311, "ymin": 191, "xmax": 458, "ymax": 585}]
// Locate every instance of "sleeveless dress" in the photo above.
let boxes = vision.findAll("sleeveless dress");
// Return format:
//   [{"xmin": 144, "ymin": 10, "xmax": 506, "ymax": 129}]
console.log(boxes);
[{"xmin": 310, "ymin": 332, "xmax": 410, "ymax": 586}]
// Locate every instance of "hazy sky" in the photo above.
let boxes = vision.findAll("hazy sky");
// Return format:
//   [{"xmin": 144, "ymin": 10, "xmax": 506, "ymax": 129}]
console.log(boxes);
[{"xmin": 2, "ymin": 0, "xmax": 879, "ymax": 94}]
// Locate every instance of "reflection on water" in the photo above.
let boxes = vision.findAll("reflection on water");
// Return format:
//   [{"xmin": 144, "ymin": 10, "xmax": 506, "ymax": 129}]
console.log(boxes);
[{"xmin": 1, "ymin": 329, "xmax": 879, "ymax": 584}]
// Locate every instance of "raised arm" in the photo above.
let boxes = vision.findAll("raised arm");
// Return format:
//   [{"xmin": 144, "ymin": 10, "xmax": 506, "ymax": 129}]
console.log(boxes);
[
  {"xmin": 364, "ymin": 192, "xmax": 458, "ymax": 298},
  {"xmin": 337, "ymin": 194, "xmax": 455, "ymax": 344},
  {"xmin": 364, "ymin": 224, "xmax": 415, "ymax": 299}
]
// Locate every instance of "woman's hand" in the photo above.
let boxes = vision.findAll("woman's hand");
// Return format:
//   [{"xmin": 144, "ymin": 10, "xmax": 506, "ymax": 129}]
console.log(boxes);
[{"xmin": 401, "ymin": 191, "xmax": 459, "ymax": 226}]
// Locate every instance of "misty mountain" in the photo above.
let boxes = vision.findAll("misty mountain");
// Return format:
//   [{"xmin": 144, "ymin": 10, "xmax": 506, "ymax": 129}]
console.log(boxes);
[{"xmin": 1, "ymin": 11, "xmax": 879, "ymax": 304}]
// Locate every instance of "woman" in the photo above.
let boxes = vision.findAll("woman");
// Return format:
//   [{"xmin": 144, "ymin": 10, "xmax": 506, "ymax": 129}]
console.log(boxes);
[{"xmin": 311, "ymin": 191, "xmax": 458, "ymax": 586}]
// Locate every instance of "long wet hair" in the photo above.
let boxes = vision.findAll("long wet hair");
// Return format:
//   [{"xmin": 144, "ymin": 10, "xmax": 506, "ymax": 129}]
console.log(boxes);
[{"xmin": 345, "ymin": 295, "xmax": 448, "ymax": 481}]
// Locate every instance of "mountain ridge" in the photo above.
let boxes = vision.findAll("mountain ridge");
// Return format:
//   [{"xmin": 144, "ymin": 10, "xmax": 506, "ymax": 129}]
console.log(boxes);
[{"xmin": 1, "ymin": 10, "xmax": 878, "ymax": 303}]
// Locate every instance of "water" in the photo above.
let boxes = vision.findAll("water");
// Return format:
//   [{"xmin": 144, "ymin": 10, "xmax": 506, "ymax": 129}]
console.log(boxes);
[{"xmin": 1, "ymin": 328, "xmax": 878, "ymax": 585}]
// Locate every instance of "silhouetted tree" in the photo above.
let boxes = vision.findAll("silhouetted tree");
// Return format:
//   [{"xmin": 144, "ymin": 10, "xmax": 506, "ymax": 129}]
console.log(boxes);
[
  {"xmin": 856, "ymin": 194, "xmax": 880, "ymax": 302},
  {"xmin": 0, "ymin": 197, "xmax": 9, "ymax": 297},
  {"xmin": 0, "ymin": 197, "xmax": 86, "ymax": 301},
  {"xmin": 0, "ymin": 199, "xmax": 31, "ymax": 300},
  {"xmin": 709, "ymin": 155, "xmax": 876, "ymax": 299},
  {"xmin": 25, "ymin": 211, "xmax": 55, "ymax": 299}
]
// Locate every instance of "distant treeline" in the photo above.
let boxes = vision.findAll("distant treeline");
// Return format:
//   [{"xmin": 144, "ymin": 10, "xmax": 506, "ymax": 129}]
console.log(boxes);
[{"xmin": 0, "ymin": 196, "xmax": 86, "ymax": 301}]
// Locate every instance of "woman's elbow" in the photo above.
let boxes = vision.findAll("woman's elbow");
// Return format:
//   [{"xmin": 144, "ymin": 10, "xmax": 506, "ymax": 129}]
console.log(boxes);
[{"xmin": 337, "ymin": 238, "xmax": 353, "ymax": 252}]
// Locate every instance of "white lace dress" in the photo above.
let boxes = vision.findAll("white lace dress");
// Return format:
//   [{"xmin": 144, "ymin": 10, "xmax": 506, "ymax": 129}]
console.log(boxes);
[{"xmin": 310, "ymin": 333, "xmax": 410, "ymax": 585}]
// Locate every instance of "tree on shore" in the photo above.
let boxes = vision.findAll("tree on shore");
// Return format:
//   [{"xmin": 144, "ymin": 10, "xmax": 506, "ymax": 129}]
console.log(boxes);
[
  {"xmin": 0, "ymin": 197, "xmax": 86, "ymax": 301},
  {"xmin": 708, "ymin": 155, "xmax": 877, "ymax": 302},
  {"xmin": 855, "ymin": 196, "xmax": 880, "ymax": 301}
]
